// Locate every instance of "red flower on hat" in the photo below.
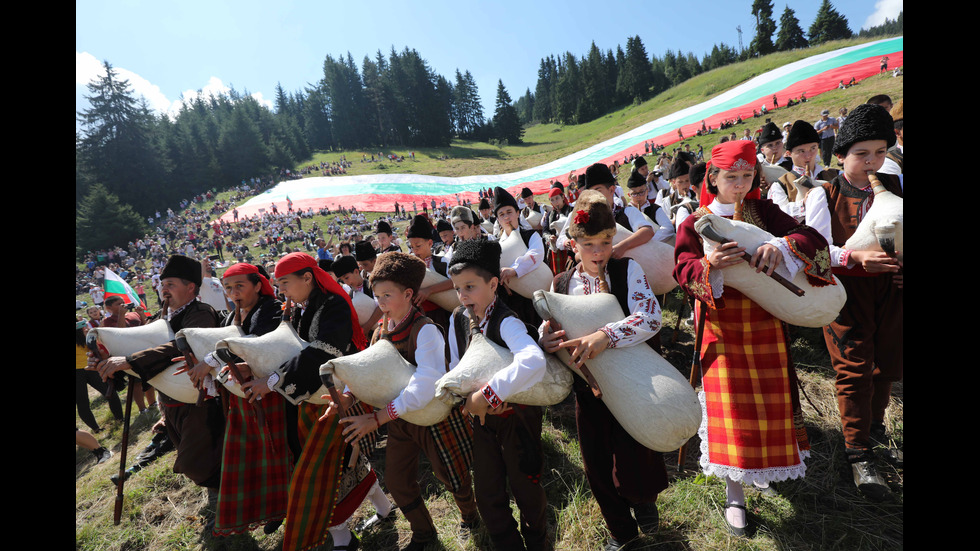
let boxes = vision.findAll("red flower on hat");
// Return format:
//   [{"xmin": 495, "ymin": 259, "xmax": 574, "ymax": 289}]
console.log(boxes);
[{"xmin": 573, "ymin": 210, "xmax": 590, "ymax": 225}]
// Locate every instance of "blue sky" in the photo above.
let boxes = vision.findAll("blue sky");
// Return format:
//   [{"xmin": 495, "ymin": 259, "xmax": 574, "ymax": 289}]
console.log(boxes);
[{"xmin": 76, "ymin": 0, "xmax": 901, "ymax": 125}]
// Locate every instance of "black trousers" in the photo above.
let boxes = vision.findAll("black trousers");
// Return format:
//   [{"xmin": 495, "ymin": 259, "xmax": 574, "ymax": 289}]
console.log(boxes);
[
  {"xmin": 574, "ymin": 380, "xmax": 668, "ymax": 542},
  {"xmin": 76, "ymin": 369, "xmax": 123, "ymax": 431}
]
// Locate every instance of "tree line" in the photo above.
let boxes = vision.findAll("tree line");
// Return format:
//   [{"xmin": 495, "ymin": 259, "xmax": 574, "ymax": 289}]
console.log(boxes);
[{"xmin": 514, "ymin": 1, "xmax": 888, "ymax": 127}]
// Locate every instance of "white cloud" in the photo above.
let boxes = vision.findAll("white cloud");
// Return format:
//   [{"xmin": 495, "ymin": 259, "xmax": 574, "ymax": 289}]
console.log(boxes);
[
  {"xmin": 863, "ymin": 0, "xmax": 903, "ymax": 29},
  {"xmin": 76, "ymin": 51, "xmax": 274, "ymax": 119}
]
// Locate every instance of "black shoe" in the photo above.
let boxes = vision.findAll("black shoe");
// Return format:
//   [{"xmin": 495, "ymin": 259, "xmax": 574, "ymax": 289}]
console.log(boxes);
[
  {"xmin": 460, "ymin": 515, "xmax": 481, "ymax": 532},
  {"xmin": 851, "ymin": 459, "xmax": 890, "ymax": 501},
  {"xmin": 356, "ymin": 510, "xmax": 396, "ymax": 532},
  {"xmin": 262, "ymin": 519, "xmax": 283, "ymax": 535},
  {"xmin": 94, "ymin": 448, "xmax": 113, "ymax": 465},
  {"xmin": 602, "ymin": 536, "xmax": 636, "ymax": 551},
  {"xmin": 603, "ymin": 536, "xmax": 634, "ymax": 551},
  {"xmin": 632, "ymin": 502, "xmax": 659, "ymax": 535},
  {"xmin": 723, "ymin": 504, "xmax": 748, "ymax": 537},
  {"xmin": 870, "ymin": 424, "xmax": 903, "ymax": 468},
  {"xmin": 110, "ymin": 469, "xmax": 133, "ymax": 487}
]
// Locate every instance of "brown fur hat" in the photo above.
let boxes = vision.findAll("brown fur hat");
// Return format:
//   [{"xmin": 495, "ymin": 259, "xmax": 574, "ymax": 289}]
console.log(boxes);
[
  {"xmin": 567, "ymin": 190, "xmax": 616, "ymax": 240},
  {"xmin": 369, "ymin": 251, "xmax": 426, "ymax": 295}
]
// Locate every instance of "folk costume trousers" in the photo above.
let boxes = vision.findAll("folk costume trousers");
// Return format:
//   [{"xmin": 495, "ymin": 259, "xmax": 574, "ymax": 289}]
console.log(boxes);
[
  {"xmin": 161, "ymin": 395, "xmax": 225, "ymax": 488},
  {"xmin": 471, "ymin": 406, "xmax": 549, "ymax": 551},
  {"xmin": 385, "ymin": 417, "xmax": 479, "ymax": 543},
  {"xmin": 574, "ymin": 379, "xmax": 668, "ymax": 542},
  {"xmin": 824, "ymin": 273, "xmax": 903, "ymax": 450}
]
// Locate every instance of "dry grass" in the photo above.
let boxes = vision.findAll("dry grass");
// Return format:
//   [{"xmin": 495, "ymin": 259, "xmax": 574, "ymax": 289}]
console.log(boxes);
[{"xmin": 76, "ymin": 297, "xmax": 903, "ymax": 550}]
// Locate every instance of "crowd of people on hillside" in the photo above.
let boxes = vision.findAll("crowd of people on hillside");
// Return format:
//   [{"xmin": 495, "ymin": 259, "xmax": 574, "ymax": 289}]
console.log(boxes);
[{"xmin": 78, "ymin": 80, "xmax": 903, "ymax": 551}]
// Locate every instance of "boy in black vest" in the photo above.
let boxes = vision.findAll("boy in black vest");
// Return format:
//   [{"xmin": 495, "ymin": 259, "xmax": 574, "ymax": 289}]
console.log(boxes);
[
  {"xmin": 339, "ymin": 252, "xmax": 480, "ymax": 551},
  {"xmin": 447, "ymin": 239, "xmax": 551, "ymax": 551},
  {"xmin": 539, "ymin": 191, "xmax": 667, "ymax": 551}
]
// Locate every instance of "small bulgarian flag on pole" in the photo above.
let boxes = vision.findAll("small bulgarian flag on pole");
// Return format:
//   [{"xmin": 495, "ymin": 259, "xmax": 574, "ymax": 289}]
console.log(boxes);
[{"xmin": 103, "ymin": 268, "xmax": 147, "ymax": 313}]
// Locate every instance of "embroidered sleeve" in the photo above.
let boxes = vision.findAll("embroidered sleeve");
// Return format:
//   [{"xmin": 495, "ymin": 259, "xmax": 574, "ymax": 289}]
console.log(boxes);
[
  {"xmin": 673, "ymin": 209, "xmax": 722, "ymax": 309},
  {"xmin": 600, "ymin": 259, "xmax": 662, "ymax": 348}
]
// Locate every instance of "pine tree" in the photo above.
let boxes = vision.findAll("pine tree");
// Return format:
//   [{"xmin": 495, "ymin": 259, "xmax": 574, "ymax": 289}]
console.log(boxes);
[
  {"xmin": 619, "ymin": 36, "xmax": 654, "ymax": 104},
  {"xmin": 750, "ymin": 0, "xmax": 777, "ymax": 57},
  {"xmin": 532, "ymin": 57, "xmax": 555, "ymax": 123},
  {"xmin": 776, "ymin": 5, "xmax": 809, "ymax": 50},
  {"xmin": 77, "ymin": 61, "xmax": 168, "ymax": 214},
  {"xmin": 492, "ymin": 80, "xmax": 523, "ymax": 144},
  {"xmin": 76, "ymin": 184, "xmax": 147, "ymax": 258},
  {"xmin": 809, "ymin": 0, "xmax": 853, "ymax": 45}
]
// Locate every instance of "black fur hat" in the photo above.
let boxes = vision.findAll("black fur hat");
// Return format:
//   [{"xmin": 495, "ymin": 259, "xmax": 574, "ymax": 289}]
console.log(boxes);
[
  {"xmin": 492, "ymin": 186, "xmax": 519, "ymax": 215},
  {"xmin": 785, "ymin": 120, "xmax": 820, "ymax": 152},
  {"xmin": 520, "ymin": 187, "xmax": 534, "ymax": 198},
  {"xmin": 161, "ymin": 255, "xmax": 202, "ymax": 288},
  {"xmin": 331, "ymin": 255, "xmax": 359, "ymax": 277},
  {"xmin": 626, "ymin": 170, "xmax": 647, "ymax": 189},
  {"xmin": 633, "ymin": 156, "xmax": 648, "ymax": 169},
  {"xmin": 478, "ymin": 198, "xmax": 491, "ymax": 210},
  {"xmin": 406, "ymin": 215, "xmax": 434, "ymax": 240},
  {"xmin": 354, "ymin": 240, "xmax": 377, "ymax": 261},
  {"xmin": 376, "ymin": 220, "xmax": 393, "ymax": 236},
  {"xmin": 757, "ymin": 122, "xmax": 782, "ymax": 146},
  {"xmin": 436, "ymin": 218, "xmax": 453, "ymax": 232},
  {"xmin": 584, "ymin": 163, "xmax": 616, "ymax": 189},
  {"xmin": 833, "ymin": 103, "xmax": 896, "ymax": 156},
  {"xmin": 666, "ymin": 156, "xmax": 691, "ymax": 180},
  {"xmin": 448, "ymin": 238, "xmax": 501, "ymax": 279}
]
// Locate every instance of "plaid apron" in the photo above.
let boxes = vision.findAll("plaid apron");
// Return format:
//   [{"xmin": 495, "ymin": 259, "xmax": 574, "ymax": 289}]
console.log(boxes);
[
  {"xmin": 281, "ymin": 401, "xmax": 376, "ymax": 551},
  {"xmin": 213, "ymin": 391, "xmax": 292, "ymax": 536},
  {"xmin": 697, "ymin": 288, "xmax": 806, "ymax": 485}
]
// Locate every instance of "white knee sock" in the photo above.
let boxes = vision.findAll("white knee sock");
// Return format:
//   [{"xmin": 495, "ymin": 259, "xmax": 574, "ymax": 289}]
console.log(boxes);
[
  {"xmin": 367, "ymin": 479, "xmax": 393, "ymax": 517},
  {"xmin": 725, "ymin": 477, "xmax": 747, "ymax": 527},
  {"xmin": 329, "ymin": 523, "xmax": 351, "ymax": 546}
]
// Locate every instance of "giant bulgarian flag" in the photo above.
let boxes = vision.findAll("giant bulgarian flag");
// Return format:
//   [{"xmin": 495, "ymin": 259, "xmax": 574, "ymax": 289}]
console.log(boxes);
[
  {"xmin": 103, "ymin": 268, "xmax": 147, "ymax": 312},
  {"xmin": 220, "ymin": 36, "xmax": 902, "ymax": 220}
]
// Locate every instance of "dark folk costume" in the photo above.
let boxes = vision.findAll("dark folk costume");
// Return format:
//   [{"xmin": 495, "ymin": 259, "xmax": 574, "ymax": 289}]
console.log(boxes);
[
  {"xmin": 549, "ymin": 258, "xmax": 666, "ymax": 543},
  {"xmin": 544, "ymin": 188, "xmax": 573, "ymax": 274},
  {"xmin": 271, "ymin": 253, "xmax": 375, "ymax": 551},
  {"xmin": 371, "ymin": 309, "xmax": 479, "ymax": 545},
  {"xmin": 212, "ymin": 270, "xmax": 291, "ymax": 536},
  {"xmin": 447, "ymin": 239, "xmax": 550, "ymax": 551},
  {"xmin": 127, "ymin": 256, "xmax": 223, "ymax": 489},
  {"xmin": 805, "ymin": 104, "xmax": 903, "ymax": 475}
]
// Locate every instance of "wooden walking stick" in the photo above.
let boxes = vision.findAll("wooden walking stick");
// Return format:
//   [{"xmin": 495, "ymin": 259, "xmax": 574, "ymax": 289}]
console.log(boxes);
[
  {"xmin": 114, "ymin": 370, "xmax": 137, "ymax": 524},
  {"xmin": 676, "ymin": 299, "xmax": 706, "ymax": 472}
]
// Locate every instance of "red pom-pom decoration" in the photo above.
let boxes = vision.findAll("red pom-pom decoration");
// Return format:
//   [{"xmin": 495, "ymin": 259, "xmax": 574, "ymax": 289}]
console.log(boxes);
[{"xmin": 573, "ymin": 210, "xmax": 590, "ymax": 225}]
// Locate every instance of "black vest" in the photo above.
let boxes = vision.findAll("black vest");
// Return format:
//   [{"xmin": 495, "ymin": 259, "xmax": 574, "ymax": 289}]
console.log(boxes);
[
  {"xmin": 451, "ymin": 300, "xmax": 538, "ymax": 356},
  {"xmin": 551, "ymin": 257, "xmax": 660, "ymax": 352}
]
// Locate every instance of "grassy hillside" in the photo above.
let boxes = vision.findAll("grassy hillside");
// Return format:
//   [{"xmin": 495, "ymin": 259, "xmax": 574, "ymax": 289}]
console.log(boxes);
[
  {"xmin": 296, "ymin": 37, "xmax": 902, "ymax": 181},
  {"xmin": 76, "ymin": 37, "xmax": 903, "ymax": 551}
]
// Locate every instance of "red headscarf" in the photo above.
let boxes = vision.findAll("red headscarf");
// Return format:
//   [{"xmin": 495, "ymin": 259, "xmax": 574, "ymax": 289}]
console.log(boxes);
[
  {"xmin": 222, "ymin": 263, "xmax": 275, "ymax": 297},
  {"xmin": 699, "ymin": 140, "xmax": 762, "ymax": 206},
  {"xmin": 274, "ymin": 252, "xmax": 367, "ymax": 352}
]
